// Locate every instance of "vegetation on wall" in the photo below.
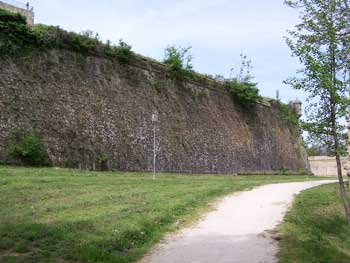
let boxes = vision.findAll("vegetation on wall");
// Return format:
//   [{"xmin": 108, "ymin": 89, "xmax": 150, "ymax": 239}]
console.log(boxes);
[
  {"xmin": 0, "ymin": 8, "xmax": 39, "ymax": 56},
  {"xmin": 0, "ymin": 8, "xmax": 133, "ymax": 62},
  {"xmin": 0, "ymin": 7, "xmax": 264, "ymax": 108},
  {"xmin": 163, "ymin": 46, "xmax": 194, "ymax": 80},
  {"xmin": 96, "ymin": 154, "xmax": 109, "ymax": 171},
  {"xmin": 34, "ymin": 25, "xmax": 133, "ymax": 62},
  {"xmin": 277, "ymin": 102, "xmax": 300, "ymax": 140},
  {"xmin": 278, "ymin": 102, "xmax": 299, "ymax": 127},
  {"xmin": 10, "ymin": 131, "xmax": 51, "ymax": 167},
  {"xmin": 225, "ymin": 79, "xmax": 262, "ymax": 108},
  {"xmin": 160, "ymin": 50, "xmax": 263, "ymax": 108},
  {"xmin": 0, "ymin": 8, "xmax": 293, "ymax": 113},
  {"xmin": 224, "ymin": 54, "xmax": 262, "ymax": 107}
]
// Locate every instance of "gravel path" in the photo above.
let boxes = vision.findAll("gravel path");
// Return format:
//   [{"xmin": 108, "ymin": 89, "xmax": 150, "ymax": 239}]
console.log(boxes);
[{"xmin": 140, "ymin": 180, "xmax": 336, "ymax": 263}]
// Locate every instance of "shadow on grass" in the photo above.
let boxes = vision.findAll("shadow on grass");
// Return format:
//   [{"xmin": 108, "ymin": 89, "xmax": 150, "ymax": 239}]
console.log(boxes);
[
  {"xmin": 279, "ymin": 184, "xmax": 350, "ymax": 263},
  {"xmin": 0, "ymin": 215, "xmax": 177, "ymax": 263},
  {"xmin": 294, "ymin": 217, "xmax": 349, "ymax": 263}
]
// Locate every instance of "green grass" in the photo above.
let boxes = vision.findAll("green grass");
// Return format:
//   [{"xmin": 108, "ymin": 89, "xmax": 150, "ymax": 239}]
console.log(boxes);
[
  {"xmin": 279, "ymin": 183, "xmax": 350, "ymax": 263},
  {"xmin": 0, "ymin": 166, "xmax": 326, "ymax": 263}
]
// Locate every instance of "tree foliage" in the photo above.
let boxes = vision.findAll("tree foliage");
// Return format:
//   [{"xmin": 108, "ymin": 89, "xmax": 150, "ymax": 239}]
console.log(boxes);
[
  {"xmin": 305, "ymin": 135, "xmax": 347, "ymax": 156},
  {"xmin": 285, "ymin": 0, "xmax": 350, "ymax": 225},
  {"xmin": 285, "ymin": 0, "xmax": 350, "ymax": 139}
]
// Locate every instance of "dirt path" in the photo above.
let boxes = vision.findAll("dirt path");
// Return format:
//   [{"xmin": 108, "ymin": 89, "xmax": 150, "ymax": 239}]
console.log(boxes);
[{"xmin": 140, "ymin": 180, "xmax": 336, "ymax": 263}]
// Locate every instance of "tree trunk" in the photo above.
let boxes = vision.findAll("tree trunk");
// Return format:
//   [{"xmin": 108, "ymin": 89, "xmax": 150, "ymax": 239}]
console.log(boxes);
[
  {"xmin": 331, "ymin": 104, "xmax": 350, "ymax": 225},
  {"xmin": 335, "ymin": 152, "xmax": 350, "ymax": 225}
]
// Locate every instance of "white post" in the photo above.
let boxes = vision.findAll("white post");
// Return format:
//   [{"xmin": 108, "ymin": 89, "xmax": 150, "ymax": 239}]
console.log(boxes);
[{"xmin": 152, "ymin": 112, "xmax": 158, "ymax": 180}]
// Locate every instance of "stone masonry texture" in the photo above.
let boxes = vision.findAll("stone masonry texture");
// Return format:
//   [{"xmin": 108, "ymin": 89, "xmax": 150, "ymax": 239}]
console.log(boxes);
[{"xmin": 0, "ymin": 50, "xmax": 310, "ymax": 174}]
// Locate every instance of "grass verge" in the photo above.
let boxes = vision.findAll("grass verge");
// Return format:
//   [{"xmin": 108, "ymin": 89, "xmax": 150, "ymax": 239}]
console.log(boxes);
[
  {"xmin": 0, "ymin": 166, "xmax": 327, "ymax": 263},
  {"xmin": 279, "ymin": 182, "xmax": 350, "ymax": 263}
]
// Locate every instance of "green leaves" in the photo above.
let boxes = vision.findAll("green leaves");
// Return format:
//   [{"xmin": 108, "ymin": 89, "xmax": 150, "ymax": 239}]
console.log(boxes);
[
  {"xmin": 0, "ymin": 8, "xmax": 26, "ymax": 24},
  {"xmin": 163, "ymin": 46, "xmax": 193, "ymax": 80},
  {"xmin": 225, "ymin": 79, "xmax": 262, "ymax": 108},
  {"xmin": 0, "ymin": 8, "xmax": 134, "ymax": 63},
  {"xmin": 0, "ymin": 9, "xmax": 39, "ymax": 56},
  {"xmin": 285, "ymin": 0, "xmax": 350, "ymax": 153},
  {"xmin": 10, "ymin": 132, "xmax": 51, "ymax": 167}
]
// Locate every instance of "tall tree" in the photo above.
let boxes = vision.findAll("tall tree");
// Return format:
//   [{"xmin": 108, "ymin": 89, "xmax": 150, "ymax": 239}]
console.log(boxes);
[{"xmin": 285, "ymin": 0, "xmax": 350, "ymax": 225}]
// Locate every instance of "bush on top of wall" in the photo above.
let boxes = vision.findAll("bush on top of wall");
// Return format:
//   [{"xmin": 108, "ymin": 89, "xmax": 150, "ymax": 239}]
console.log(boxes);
[
  {"xmin": 0, "ymin": 7, "xmax": 266, "ymax": 109},
  {"xmin": 0, "ymin": 8, "xmax": 39, "ymax": 56},
  {"xmin": 0, "ymin": 8, "xmax": 133, "ymax": 62}
]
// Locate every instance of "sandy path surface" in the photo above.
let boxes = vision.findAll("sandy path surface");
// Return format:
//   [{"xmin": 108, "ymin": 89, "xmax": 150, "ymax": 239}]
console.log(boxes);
[{"xmin": 140, "ymin": 180, "xmax": 336, "ymax": 263}]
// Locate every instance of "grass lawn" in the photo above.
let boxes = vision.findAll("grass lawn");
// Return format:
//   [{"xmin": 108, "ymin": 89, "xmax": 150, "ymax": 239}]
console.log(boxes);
[
  {"xmin": 0, "ymin": 166, "xmax": 327, "ymax": 263},
  {"xmin": 279, "ymin": 182, "xmax": 350, "ymax": 263}
]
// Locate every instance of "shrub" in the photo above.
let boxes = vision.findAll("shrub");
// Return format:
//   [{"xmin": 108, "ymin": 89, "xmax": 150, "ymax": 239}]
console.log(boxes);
[
  {"xmin": 163, "ymin": 46, "xmax": 193, "ymax": 80},
  {"xmin": 225, "ymin": 79, "xmax": 262, "ymax": 107},
  {"xmin": 0, "ymin": 9, "xmax": 134, "ymax": 62},
  {"xmin": 0, "ymin": 8, "xmax": 26, "ymax": 24},
  {"xmin": 114, "ymin": 39, "xmax": 133, "ymax": 63},
  {"xmin": 224, "ymin": 54, "xmax": 262, "ymax": 107},
  {"xmin": 277, "ymin": 102, "xmax": 300, "ymax": 140},
  {"xmin": 279, "ymin": 166, "xmax": 288, "ymax": 175},
  {"xmin": 10, "ymin": 132, "xmax": 51, "ymax": 166},
  {"xmin": 96, "ymin": 154, "xmax": 109, "ymax": 171},
  {"xmin": 0, "ymin": 8, "xmax": 39, "ymax": 56},
  {"xmin": 279, "ymin": 102, "xmax": 299, "ymax": 127},
  {"xmin": 33, "ymin": 25, "xmax": 101, "ymax": 54},
  {"xmin": 33, "ymin": 26, "xmax": 133, "ymax": 62}
]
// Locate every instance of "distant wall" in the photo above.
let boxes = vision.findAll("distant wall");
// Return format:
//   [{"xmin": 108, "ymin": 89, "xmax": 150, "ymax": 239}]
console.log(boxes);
[
  {"xmin": 0, "ymin": 49, "xmax": 311, "ymax": 174},
  {"xmin": 0, "ymin": 1, "xmax": 34, "ymax": 25},
  {"xmin": 309, "ymin": 156, "xmax": 348, "ymax": 176}
]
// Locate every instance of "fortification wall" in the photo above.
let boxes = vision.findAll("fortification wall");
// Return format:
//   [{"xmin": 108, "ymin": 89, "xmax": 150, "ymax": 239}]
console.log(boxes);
[
  {"xmin": 309, "ymin": 156, "xmax": 347, "ymax": 176},
  {"xmin": 0, "ymin": 49, "xmax": 310, "ymax": 174},
  {"xmin": 0, "ymin": 1, "xmax": 34, "ymax": 25}
]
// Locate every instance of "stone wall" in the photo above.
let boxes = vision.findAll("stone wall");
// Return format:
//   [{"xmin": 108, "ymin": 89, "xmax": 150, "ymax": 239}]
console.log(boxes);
[
  {"xmin": 0, "ymin": 49, "xmax": 310, "ymax": 174},
  {"xmin": 309, "ymin": 156, "xmax": 347, "ymax": 176},
  {"xmin": 0, "ymin": 1, "xmax": 34, "ymax": 25}
]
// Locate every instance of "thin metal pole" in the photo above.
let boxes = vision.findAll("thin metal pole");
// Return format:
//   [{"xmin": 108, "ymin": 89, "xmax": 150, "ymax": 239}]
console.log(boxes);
[{"xmin": 153, "ymin": 119, "xmax": 156, "ymax": 180}]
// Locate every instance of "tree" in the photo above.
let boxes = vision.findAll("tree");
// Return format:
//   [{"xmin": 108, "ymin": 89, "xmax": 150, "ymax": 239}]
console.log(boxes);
[{"xmin": 285, "ymin": 0, "xmax": 350, "ymax": 225}]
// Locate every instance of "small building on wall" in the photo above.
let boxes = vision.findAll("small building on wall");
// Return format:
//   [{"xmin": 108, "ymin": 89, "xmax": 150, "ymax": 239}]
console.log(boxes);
[{"xmin": 0, "ymin": 0, "xmax": 34, "ymax": 25}]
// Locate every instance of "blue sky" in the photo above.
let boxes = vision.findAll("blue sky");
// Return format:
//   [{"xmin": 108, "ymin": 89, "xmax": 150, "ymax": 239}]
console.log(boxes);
[{"xmin": 23, "ymin": 0, "xmax": 305, "ymax": 103}]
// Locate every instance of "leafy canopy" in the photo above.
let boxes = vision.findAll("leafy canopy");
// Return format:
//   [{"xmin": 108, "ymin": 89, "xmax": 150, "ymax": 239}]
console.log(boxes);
[
  {"xmin": 284, "ymin": 0, "xmax": 350, "ymax": 155},
  {"xmin": 285, "ymin": 0, "xmax": 350, "ymax": 224}
]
